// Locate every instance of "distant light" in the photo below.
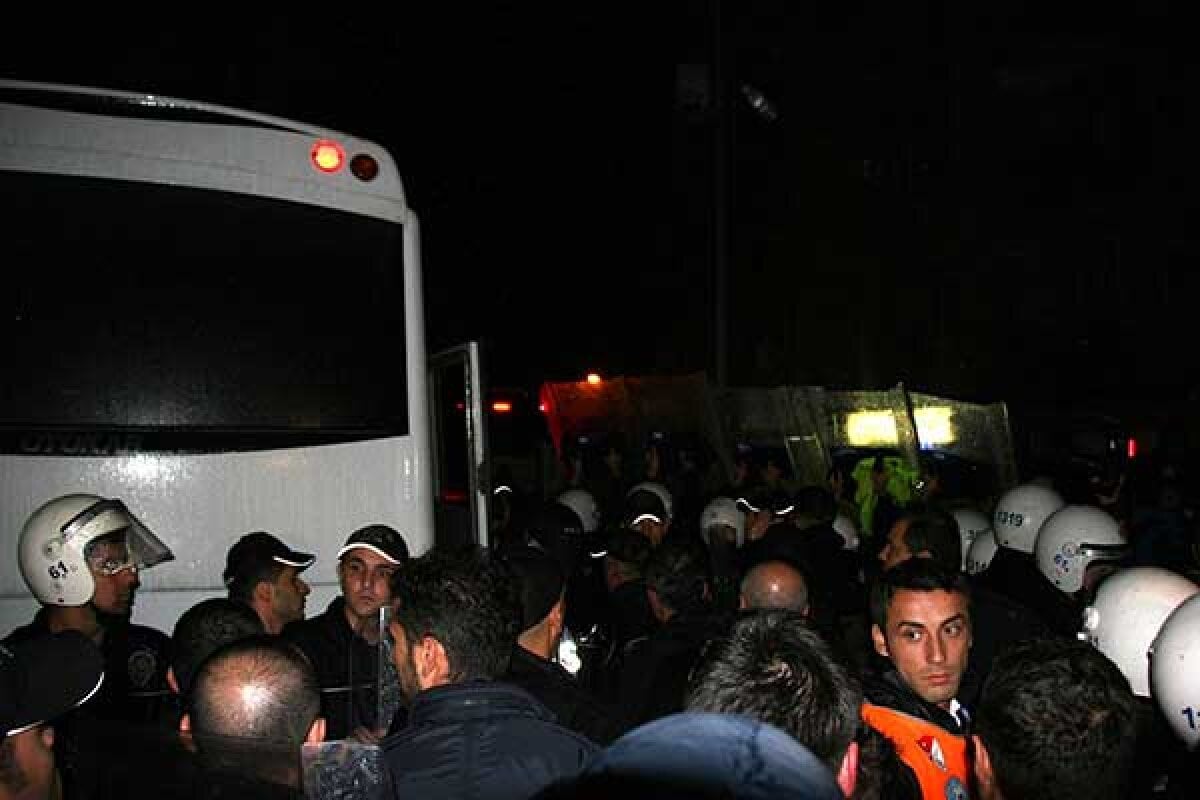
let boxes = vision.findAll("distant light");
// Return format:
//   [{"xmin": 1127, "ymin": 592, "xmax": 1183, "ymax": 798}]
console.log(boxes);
[
  {"xmin": 844, "ymin": 407, "xmax": 956, "ymax": 447},
  {"xmin": 846, "ymin": 411, "xmax": 898, "ymax": 447},
  {"xmin": 311, "ymin": 140, "xmax": 345, "ymax": 173},
  {"xmin": 454, "ymin": 401, "xmax": 465, "ymax": 412},
  {"xmin": 585, "ymin": 373, "xmax": 602, "ymax": 386},
  {"xmin": 1127, "ymin": 438, "xmax": 1138, "ymax": 459},
  {"xmin": 491, "ymin": 400, "xmax": 513, "ymax": 413},
  {"xmin": 538, "ymin": 402, "xmax": 548, "ymax": 413},
  {"xmin": 914, "ymin": 407, "xmax": 956, "ymax": 446}
]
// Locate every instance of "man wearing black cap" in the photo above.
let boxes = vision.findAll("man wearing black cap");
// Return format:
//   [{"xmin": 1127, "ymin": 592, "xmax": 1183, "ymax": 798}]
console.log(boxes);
[
  {"xmin": 1, "ymin": 632, "xmax": 105, "ymax": 800},
  {"xmin": 283, "ymin": 525, "xmax": 408, "ymax": 741},
  {"xmin": 223, "ymin": 532, "xmax": 315, "ymax": 635},
  {"xmin": 502, "ymin": 547, "xmax": 620, "ymax": 744}
]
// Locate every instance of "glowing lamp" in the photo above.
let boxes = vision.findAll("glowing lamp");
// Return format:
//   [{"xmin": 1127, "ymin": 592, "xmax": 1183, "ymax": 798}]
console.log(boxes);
[{"xmin": 311, "ymin": 140, "xmax": 345, "ymax": 173}]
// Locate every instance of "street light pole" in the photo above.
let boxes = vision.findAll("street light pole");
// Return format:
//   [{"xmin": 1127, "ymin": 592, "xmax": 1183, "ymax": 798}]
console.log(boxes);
[{"xmin": 713, "ymin": 0, "xmax": 729, "ymax": 388}]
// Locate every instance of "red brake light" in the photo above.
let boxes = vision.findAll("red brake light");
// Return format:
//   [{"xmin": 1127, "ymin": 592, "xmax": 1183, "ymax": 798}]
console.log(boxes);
[
  {"xmin": 538, "ymin": 402, "xmax": 548, "ymax": 413},
  {"xmin": 1127, "ymin": 438, "xmax": 1137, "ymax": 459},
  {"xmin": 350, "ymin": 153, "xmax": 379, "ymax": 182},
  {"xmin": 311, "ymin": 140, "xmax": 345, "ymax": 173}
]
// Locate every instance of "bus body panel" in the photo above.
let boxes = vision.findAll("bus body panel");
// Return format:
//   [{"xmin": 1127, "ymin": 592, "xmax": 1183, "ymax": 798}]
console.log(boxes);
[
  {"xmin": 0, "ymin": 434, "xmax": 430, "ymax": 635},
  {"xmin": 0, "ymin": 83, "xmax": 437, "ymax": 637}
]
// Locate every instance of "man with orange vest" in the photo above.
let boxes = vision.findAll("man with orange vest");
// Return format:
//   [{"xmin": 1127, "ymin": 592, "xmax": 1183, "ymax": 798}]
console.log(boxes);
[{"xmin": 862, "ymin": 559, "xmax": 971, "ymax": 800}]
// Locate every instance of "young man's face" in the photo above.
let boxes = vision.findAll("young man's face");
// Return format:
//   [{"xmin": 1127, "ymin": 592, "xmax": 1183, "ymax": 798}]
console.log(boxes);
[
  {"xmin": 86, "ymin": 537, "xmax": 140, "ymax": 616},
  {"xmin": 338, "ymin": 548, "xmax": 398, "ymax": 621},
  {"xmin": 873, "ymin": 588, "xmax": 971, "ymax": 709},
  {"xmin": 270, "ymin": 566, "xmax": 310, "ymax": 628}
]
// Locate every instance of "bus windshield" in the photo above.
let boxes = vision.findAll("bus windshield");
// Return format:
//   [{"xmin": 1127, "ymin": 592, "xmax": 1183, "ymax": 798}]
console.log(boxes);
[{"xmin": 0, "ymin": 171, "xmax": 408, "ymax": 453}]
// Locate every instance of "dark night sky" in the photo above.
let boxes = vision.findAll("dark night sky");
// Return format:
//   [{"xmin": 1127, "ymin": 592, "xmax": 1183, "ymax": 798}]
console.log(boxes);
[{"xmin": 3, "ymin": 3, "xmax": 1195, "ymax": 415}]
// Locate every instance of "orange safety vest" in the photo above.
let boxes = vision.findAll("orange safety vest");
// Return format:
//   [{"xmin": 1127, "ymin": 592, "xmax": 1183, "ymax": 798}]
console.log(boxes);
[{"xmin": 862, "ymin": 702, "xmax": 970, "ymax": 800}]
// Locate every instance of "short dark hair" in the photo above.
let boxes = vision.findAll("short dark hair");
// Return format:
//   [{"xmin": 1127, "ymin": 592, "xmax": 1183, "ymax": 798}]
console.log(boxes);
[
  {"xmin": 0, "ymin": 736, "xmax": 26, "ymax": 793},
  {"xmin": 607, "ymin": 528, "xmax": 651, "ymax": 570},
  {"xmin": 853, "ymin": 724, "xmax": 921, "ymax": 800},
  {"xmin": 687, "ymin": 611, "xmax": 861, "ymax": 773},
  {"xmin": 225, "ymin": 561, "xmax": 284, "ymax": 605},
  {"xmin": 898, "ymin": 511, "xmax": 962, "ymax": 573},
  {"xmin": 792, "ymin": 486, "xmax": 837, "ymax": 524},
  {"xmin": 643, "ymin": 538, "xmax": 710, "ymax": 616},
  {"xmin": 869, "ymin": 558, "xmax": 970, "ymax": 632},
  {"xmin": 389, "ymin": 548, "xmax": 519, "ymax": 682},
  {"xmin": 171, "ymin": 597, "xmax": 265, "ymax": 698},
  {"xmin": 975, "ymin": 638, "xmax": 1138, "ymax": 800},
  {"xmin": 189, "ymin": 635, "xmax": 319, "ymax": 746}
]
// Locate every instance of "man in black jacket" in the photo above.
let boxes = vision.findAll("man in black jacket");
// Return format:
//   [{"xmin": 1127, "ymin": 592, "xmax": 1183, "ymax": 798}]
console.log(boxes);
[
  {"xmin": 617, "ymin": 539, "xmax": 730, "ymax": 730},
  {"xmin": 283, "ymin": 524, "xmax": 408, "ymax": 741},
  {"xmin": 502, "ymin": 547, "xmax": 621, "ymax": 744},
  {"xmin": 381, "ymin": 548, "xmax": 596, "ymax": 800}
]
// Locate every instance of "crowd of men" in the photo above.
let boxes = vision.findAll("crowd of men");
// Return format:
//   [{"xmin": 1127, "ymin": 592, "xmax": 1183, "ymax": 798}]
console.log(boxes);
[{"xmin": 3, "ymin": 437, "xmax": 1200, "ymax": 799}]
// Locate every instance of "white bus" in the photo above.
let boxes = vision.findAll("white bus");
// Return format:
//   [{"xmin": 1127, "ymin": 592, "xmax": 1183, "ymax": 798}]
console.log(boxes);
[{"xmin": 0, "ymin": 81, "xmax": 490, "ymax": 636}]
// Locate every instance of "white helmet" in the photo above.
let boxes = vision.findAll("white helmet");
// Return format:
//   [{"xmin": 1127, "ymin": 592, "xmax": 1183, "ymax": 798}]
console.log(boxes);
[
  {"xmin": 832, "ymin": 513, "xmax": 860, "ymax": 552},
  {"xmin": 628, "ymin": 482, "xmax": 673, "ymax": 521},
  {"xmin": 951, "ymin": 509, "xmax": 992, "ymax": 571},
  {"xmin": 1034, "ymin": 505, "xmax": 1130, "ymax": 594},
  {"xmin": 965, "ymin": 529, "xmax": 998, "ymax": 575},
  {"xmin": 1080, "ymin": 567, "xmax": 1198, "ymax": 697},
  {"xmin": 993, "ymin": 484, "xmax": 1065, "ymax": 554},
  {"xmin": 18, "ymin": 494, "xmax": 173, "ymax": 606},
  {"xmin": 1149, "ymin": 593, "xmax": 1200, "ymax": 748},
  {"xmin": 700, "ymin": 496, "xmax": 745, "ymax": 548},
  {"xmin": 557, "ymin": 488, "xmax": 601, "ymax": 534}
]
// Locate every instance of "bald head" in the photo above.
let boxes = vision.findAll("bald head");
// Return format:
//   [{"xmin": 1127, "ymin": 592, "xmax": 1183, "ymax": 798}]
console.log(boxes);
[
  {"xmin": 188, "ymin": 635, "xmax": 322, "ymax": 747},
  {"xmin": 740, "ymin": 561, "xmax": 810, "ymax": 615}
]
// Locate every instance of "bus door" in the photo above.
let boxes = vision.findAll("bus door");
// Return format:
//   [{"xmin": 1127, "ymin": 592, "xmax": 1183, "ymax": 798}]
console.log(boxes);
[{"xmin": 429, "ymin": 342, "xmax": 490, "ymax": 549}]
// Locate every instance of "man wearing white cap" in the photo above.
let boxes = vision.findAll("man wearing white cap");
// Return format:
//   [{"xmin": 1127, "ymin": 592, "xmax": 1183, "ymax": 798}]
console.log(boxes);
[{"xmin": 283, "ymin": 524, "xmax": 409, "ymax": 742}]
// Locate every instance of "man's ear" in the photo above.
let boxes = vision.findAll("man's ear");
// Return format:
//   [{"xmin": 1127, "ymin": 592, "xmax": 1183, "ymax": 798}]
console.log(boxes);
[
  {"xmin": 166, "ymin": 667, "xmax": 180, "ymax": 695},
  {"xmin": 871, "ymin": 624, "xmax": 889, "ymax": 658},
  {"xmin": 547, "ymin": 597, "xmax": 566, "ymax": 642},
  {"xmin": 253, "ymin": 579, "xmax": 274, "ymax": 606},
  {"xmin": 306, "ymin": 716, "xmax": 327, "ymax": 745},
  {"xmin": 836, "ymin": 740, "xmax": 859, "ymax": 797},
  {"xmin": 646, "ymin": 587, "xmax": 668, "ymax": 623},
  {"xmin": 416, "ymin": 636, "xmax": 451, "ymax": 690},
  {"xmin": 973, "ymin": 735, "xmax": 997, "ymax": 799}
]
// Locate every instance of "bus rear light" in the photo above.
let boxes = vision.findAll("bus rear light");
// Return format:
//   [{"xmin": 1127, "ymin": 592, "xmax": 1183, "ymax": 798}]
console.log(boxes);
[
  {"xmin": 350, "ymin": 153, "xmax": 379, "ymax": 182},
  {"xmin": 311, "ymin": 140, "xmax": 345, "ymax": 173}
]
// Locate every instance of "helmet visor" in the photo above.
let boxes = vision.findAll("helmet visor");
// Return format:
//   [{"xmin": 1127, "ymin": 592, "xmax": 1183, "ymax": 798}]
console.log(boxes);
[{"xmin": 62, "ymin": 498, "xmax": 174, "ymax": 571}]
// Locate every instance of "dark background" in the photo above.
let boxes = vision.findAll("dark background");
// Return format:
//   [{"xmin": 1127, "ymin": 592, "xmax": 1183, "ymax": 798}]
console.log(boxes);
[{"xmin": 3, "ymin": 3, "xmax": 1196, "ymax": 425}]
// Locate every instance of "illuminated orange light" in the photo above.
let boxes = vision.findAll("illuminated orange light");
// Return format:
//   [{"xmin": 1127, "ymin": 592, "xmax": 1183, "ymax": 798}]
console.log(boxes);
[
  {"xmin": 491, "ymin": 401, "xmax": 513, "ymax": 413},
  {"xmin": 311, "ymin": 140, "xmax": 345, "ymax": 173},
  {"xmin": 585, "ymin": 373, "xmax": 602, "ymax": 386}
]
